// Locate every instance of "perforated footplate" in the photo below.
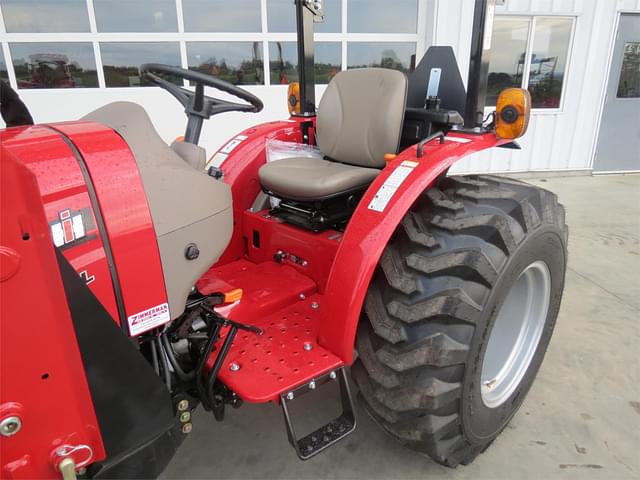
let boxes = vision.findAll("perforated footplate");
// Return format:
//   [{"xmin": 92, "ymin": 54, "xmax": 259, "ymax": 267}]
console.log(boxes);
[{"xmin": 216, "ymin": 295, "xmax": 343, "ymax": 403}]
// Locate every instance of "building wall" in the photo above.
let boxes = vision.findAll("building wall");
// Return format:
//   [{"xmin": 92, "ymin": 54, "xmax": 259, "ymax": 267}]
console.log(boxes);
[
  {"xmin": 2, "ymin": 0, "xmax": 638, "ymax": 174},
  {"xmin": 444, "ymin": 0, "xmax": 640, "ymax": 174}
]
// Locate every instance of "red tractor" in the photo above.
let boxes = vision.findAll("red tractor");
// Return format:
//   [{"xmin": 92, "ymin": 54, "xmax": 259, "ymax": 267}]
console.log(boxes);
[{"xmin": 0, "ymin": 1, "xmax": 568, "ymax": 478}]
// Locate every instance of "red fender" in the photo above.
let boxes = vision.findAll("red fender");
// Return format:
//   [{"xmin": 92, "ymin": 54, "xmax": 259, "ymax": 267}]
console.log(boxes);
[{"xmin": 318, "ymin": 133, "xmax": 507, "ymax": 362}]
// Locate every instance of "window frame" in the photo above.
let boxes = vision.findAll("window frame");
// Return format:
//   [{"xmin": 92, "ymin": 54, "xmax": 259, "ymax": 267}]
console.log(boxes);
[
  {"xmin": 488, "ymin": 14, "xmax": 577, "ymax": 114},
  {"xmin": 0, "ymin": 0, "xmax": 427, "ymax": 90}
]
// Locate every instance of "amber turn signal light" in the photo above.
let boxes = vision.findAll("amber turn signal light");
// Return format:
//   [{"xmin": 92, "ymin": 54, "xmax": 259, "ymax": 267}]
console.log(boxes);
[
  {"xmin": 288, "ymin": 82, "xmax": 301, "ymax": 115},
  {"xmin": 496, "ymin": 88, "xmax": 531, "ymax": 140}
]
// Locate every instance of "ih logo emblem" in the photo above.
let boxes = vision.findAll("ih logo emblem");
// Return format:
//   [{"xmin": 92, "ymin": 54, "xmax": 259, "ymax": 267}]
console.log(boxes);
[{"xmin": 51, "ymin": 209, "xmax": 86, "ymax": 247}]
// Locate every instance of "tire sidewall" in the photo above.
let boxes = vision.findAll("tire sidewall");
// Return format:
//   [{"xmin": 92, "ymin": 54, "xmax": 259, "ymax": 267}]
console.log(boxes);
[{"xmin": 461, "ymin": 226, "xmax": 567, "ymax": 444}]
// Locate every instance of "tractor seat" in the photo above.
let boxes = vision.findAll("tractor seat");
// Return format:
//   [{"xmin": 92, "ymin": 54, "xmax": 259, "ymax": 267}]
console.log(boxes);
[
  {"xmin": 259, "ymin": 68, "xmax": 408, "ymax": 201},
  {"xmin": 260, "ymin": 157, "xmax": 380, "ymax": 201}
]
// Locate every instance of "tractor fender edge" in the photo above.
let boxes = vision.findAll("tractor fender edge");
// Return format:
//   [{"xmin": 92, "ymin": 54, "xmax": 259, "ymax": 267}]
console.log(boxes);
[{"xmin": 319, "ymin": 133, "xmax": 505, "ymax": 362}]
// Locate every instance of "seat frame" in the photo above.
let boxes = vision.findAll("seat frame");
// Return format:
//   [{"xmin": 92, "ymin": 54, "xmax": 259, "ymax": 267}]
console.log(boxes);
[{"xmin": 265, "ymin": 186, "xmax": 367, "ymax": 232}]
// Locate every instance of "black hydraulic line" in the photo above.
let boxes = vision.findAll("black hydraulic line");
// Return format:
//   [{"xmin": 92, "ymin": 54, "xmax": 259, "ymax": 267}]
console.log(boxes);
[
  {"xmin": 155, "ymin": 337, "xmax": 172, "ymax": 392},
  {"xmin": 205, "ymin": 326, "xmax": 238, "ymax": 407},
  {"xmin": 194, "ymin": 321, "xmax": 222, "ymax": 411},
  {"xmin": 150, "ymin": 337, "xmax": 160, "ymax": 376},
  {"xmin": 161, "ymin": 334, "xmax": 195, "ymax": 381}
]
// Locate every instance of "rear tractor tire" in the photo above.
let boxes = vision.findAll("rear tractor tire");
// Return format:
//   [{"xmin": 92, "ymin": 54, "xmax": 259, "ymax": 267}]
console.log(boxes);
[{"xmin": 352, "ymin": 175, "xmax": 568, "ymax": 467}]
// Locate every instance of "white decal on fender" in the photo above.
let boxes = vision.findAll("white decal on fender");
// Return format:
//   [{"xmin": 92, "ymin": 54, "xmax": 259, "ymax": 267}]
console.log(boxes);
[
  {"xmin": 220, "ymin": 135, "xmax": 248, "ymax": 154},
  {"xmin": 127, "ymin": 302, "xmax": 170, "ymax": 336},
  {"xmin": 206, "ymin": 135, "xmax": 249, "ymax": 169},
  {"xmin": 368, "ymin": 162, "xmax": 417, "ymax": 213}
]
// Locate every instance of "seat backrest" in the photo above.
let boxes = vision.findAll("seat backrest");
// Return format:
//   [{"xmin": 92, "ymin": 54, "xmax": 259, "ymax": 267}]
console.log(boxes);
[{"xmin": 317, "ymin": 68, "xmax": 408, "ymax": 169}]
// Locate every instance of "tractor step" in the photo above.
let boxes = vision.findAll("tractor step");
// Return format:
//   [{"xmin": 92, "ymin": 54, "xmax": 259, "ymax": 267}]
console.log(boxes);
[
  {"xmin": 281, "ymin": 368, "xmax": 356, "ymax": 460},
  {"xmin": 215, "ymin": 293, "xmax": 343, "ymax": 403}
]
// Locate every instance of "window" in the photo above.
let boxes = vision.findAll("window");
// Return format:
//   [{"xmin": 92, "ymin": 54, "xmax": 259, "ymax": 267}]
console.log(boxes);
[
  {"xmin": 100, "ymin": 42, "xmax": 181, "ymax": 87},
  {"xmin": 486, "ymin": 18, "xmax": 530, "ymax": 106},
  {"xmin": 0, "ymin": 0, "xmax": 423, "ymax": 89},
  {"xmin": 93, "ymin": 0, "xmax": 178, "ymax": 32},
  {"xmin": 1, "ymin": 0, "xmax": 90, "ymax": 33},
  {"xmin": 1, "ymin": 48, "xmax": 8, "ymax": 81},
  {"xmin": 617, "ymin": 43, "xmax": 640, "ymax": 99},
  {"xmin": 347, "ymin": 0, "xmax": 417, "ymax": 34},
  {"xmin": 10, "ymin": 43, "xmax": 98, "ymax": 89},
  {"xmin": 347, "ymin": 43, "xmax": 415, "ymax": 74},
  {"xmin": 486, "ymin": 16, "xmax": 574, "ymax": 109},
  {"xmin": 269, "ymin": 42, "xmax": 341, "ymax": 85},
  {"xmin": 187, "ymin": 42, "xmax": 264, "ymax": 85},
  {"xmin": 182, "ymin": 0, "xmax": 261, "ymax": 32},
  {"xmin": 267, "ymin": 0, "xmax": 341, "ymax": 33}
]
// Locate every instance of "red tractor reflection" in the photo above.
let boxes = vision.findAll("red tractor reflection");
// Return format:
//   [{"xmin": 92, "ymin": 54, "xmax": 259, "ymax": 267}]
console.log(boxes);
[{"xmin": 18, "ymin": 54, "xmax": 76, "ymax": 89}]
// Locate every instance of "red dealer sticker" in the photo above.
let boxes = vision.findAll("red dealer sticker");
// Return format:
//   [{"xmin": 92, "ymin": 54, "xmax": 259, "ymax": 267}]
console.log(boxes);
[{"xmin": 127, "ymin": 302, "xmax": 170, "ymax": 336}]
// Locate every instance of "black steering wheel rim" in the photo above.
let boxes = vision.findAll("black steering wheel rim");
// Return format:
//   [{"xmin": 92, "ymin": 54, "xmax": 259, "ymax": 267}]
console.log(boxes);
[{"xmin": 140, "ymin": 63, "xmax": 263, "ymax": 144}]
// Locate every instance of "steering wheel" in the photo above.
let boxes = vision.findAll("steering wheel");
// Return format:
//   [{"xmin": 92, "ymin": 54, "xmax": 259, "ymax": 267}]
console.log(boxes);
[{"xmin": 140, "ymin": 63, "xmax": 264, "ymax": 145}]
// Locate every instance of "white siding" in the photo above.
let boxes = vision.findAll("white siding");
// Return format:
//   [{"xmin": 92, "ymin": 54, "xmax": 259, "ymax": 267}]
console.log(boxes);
[{"xmin": 447, "ymin": 0, "xmax": 640, "ymax": 174}]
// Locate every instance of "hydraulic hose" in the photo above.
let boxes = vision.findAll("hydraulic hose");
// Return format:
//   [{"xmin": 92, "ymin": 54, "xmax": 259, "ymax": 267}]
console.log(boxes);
[
  {"xmin": 155, "ymin": 337, "xmax": 172, "ymax": 392},
  {"xmin": 161, "ymin": 333, "xmax": 195, "ymax": 381}
]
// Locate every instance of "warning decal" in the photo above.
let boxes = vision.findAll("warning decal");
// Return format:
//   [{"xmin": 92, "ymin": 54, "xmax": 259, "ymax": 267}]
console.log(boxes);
[
  {"xmin": 127, "ymin": 302, "xmax": 170, "ymax": 336},
  {"xmin": 368, "ymin": 161, "xmax": 418, "ymax": 213}
]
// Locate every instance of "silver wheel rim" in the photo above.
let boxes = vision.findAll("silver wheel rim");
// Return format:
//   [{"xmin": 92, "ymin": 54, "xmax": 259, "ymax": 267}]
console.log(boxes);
[{"xmin": 481, "ymin": 261, "xmax": 551, "ymax": 408}]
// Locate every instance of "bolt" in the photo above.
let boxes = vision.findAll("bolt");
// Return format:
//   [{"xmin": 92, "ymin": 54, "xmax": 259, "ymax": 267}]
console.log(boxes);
[
  {"xmin": 309, "ymin": 380, "xmax": 316, "ymax": 390},
  {"xmin": 180, "ymin": 411, "xmax": 191, "ymax": 423},
  {"xmin": 0, "ymin": 416, "xmax": 21, "ymax": 437},
  {"xmin": 299, "ymin": 293, "xmax": 306, "ymax": 300},
  {"xmin": 301, "ymin": 260, "xmax": 308, "ymax": 267},
  {"xmin": 182, "ymin": 422, "xmax": 193, "ymax": 434},
  {"xmin": 303, "ymin": 342, "xmax": 313, "ymax": 351},
  {"xmin": 329, "ymin": 371, "xmax": 337, "ymax": 380},
  {"xmin": 184, "ymin": 243, "xmax": 200, "ymax": 260},
  {"xmin": 229, "ymin": 362, "xmax": 240, "ymax": 372},
  {"xmin": 311, "ymin": 301, "xmax": 319, "ymax": 310},
  {"xmin": 177, "ymin": 399, "xmax": 189, "ymax": 411},
  {"xmin": 286, "ymin": 391, "xmax": 295, "ymax": 401}
]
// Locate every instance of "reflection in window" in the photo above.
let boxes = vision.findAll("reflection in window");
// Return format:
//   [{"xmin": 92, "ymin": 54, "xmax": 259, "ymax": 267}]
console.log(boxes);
[
  {"xmin": 183, "ymin": 0, "xmax": 261, "ymax": 32},
  {"xmin": 347, "ymin": 43, "xmax": 415, "ymax": 74},
  {"xmin": 528, "ymin": 18, "xmax": 573, "ymax": 109},
  {"xmin": 1, "ymin": 0, "xmax": 90, "ymax": 33},
  {"xmin": 617, "ymin": 43, "xmax": 640, "ymax": 99},
  {"xmin": 269, "ymin": 42, "xmax": 341, "ymax": 85},
  {"xmin": 100, "ymin": 42, "xmax": 181, "ymax": 87},
  {"xmin": 188, "ymin": 42, "xmax": 263, "ymax": 85},
  {"xmin": 348, "ymin": 0, "xmax": 417, "ymax": 33},
  {"xmin": 11, "ymin": 43, "xmax": 98, "ymax": 89},
  {"xmin": 94, "ymin": 0, "xmax": 177, "ymax": 32},
  {"xmin": 486, "ymin": 18, "xmax": 530, "ymax": 106},
  {"xmin": 1, "ymin": 49, "xmax": 8, "ymax": 81},
  {"xmin": 267, "ymin": 0, "xmax": 341, "ymax": 33}
]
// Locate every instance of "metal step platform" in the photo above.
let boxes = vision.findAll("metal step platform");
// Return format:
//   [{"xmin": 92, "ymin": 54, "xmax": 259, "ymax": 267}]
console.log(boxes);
[
  {"xmin": 215, "ymin": 294, "xmax": 343, "ymax": 403},
  {"xmin": 281, "ymin": 368, "xmax": 356, "ymax": 460}
]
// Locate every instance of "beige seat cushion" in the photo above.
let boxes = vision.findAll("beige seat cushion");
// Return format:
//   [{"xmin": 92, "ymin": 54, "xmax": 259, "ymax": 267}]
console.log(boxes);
[{"xmin": 259, "ymin": 157, "xmax": 380, "ymax": 201}]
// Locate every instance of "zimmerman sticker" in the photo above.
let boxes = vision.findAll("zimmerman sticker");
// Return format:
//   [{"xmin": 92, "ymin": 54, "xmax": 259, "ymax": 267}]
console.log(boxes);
[
  {"xmin": 127, "ymin": 303, "xmax": 170, "ymax": 336},
  {"xmin": 368, "ymin": 163, "xmax": 417, "ymax": 213}
]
